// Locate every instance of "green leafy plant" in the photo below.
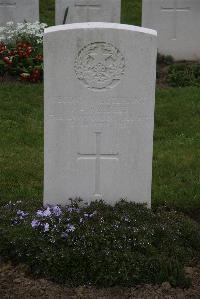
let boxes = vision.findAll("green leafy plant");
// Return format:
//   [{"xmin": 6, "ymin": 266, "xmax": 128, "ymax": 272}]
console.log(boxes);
[
  {"xmin": 167, "ymin": 64, "xmax": 200, "ymax": 87},
  {"xmin": 0, "ymin": 200, "xmax": 199, "ymax": 287},
  {"xmin": 0, "ymin": 21, "xmax": 46, "ymax": 82},
  {"xmin": 157, "ymin": 53, "xmax": 174, "ymax": 66},
  {"xmin": 0, "ymin": 41, "xmax": 43, "ymax": 82}
]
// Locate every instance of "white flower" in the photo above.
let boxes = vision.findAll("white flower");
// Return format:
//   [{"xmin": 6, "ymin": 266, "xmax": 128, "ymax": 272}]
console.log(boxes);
[{"xmin": 0, "ymin": 21, "xmax": 48, "ymax": 44}]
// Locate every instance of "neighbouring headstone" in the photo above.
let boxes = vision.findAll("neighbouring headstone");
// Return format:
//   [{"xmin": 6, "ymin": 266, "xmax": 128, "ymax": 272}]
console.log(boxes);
[
  {"xmin": 55, "ymin": 0, "xmax": 121, "ymax": 25},
  {"xmin": 142, "ymin": 0, "xmax": 200, "ymax": 60},
  {"xmin": 0, "ymin": 0, "xmax": 39, "ymax": 26},
  {"xmin": 44, "ymin": 23, "xmax": 157, "ymax": 206}
]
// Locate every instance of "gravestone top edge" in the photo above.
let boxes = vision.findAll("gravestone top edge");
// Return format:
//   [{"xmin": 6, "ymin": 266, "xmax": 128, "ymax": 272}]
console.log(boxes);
[{"xmin": 44, "ymin": 22, "xmax": 157, "ymax": 37}]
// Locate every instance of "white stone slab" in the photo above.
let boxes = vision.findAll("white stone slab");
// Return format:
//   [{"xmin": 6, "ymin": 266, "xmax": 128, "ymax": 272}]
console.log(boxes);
[
  {"xmin": 55, "ymin": 0, "xmax": 121, "ymax": 25},
  {"xmin": 44, "ymin": 23, "xmax": 157, "ymax": 206},
  {"xmin": 142, "ymin": 0, "xmax": 200, "ymax": 60},
  {"xmin": 0, "ymin": 0, "xmax": 39, "ymax": 26}
]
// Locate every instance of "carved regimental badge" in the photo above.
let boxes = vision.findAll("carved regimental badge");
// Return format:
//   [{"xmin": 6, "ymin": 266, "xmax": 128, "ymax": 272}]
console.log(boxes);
[{"xmin": 74, "ymin": 42, "xmax": 125, "ymax": 90}]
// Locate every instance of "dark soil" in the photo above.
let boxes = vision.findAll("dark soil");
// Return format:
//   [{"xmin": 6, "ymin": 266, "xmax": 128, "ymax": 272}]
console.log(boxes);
[
  {"xmin": 0, "ymin": 263, "xmax": 200, "ymax": 299},
  {"xmin": 156, "ymin": 63, "xmax": 170, "ymax": 88}
]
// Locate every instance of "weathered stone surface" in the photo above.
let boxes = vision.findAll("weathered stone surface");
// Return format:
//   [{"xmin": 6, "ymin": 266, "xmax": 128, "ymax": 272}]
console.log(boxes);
[
  {"xmin": 0, "ymin": 0, "xmax": 39, "ymax": 26},
  {"xmin": 55, "ymin": 0, "xmax": 121, "ymax": 25},
  {"xmin": 142, "ymin": 0, "xmax": 200, "ymax": 60},
  {"xmin": 44, "ymin": 23, "xmax": 157, "ymax": 206}
]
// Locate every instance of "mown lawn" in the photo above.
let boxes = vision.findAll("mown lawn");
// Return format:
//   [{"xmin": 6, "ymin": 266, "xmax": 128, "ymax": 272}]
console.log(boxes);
[
  {"xmin": 0, "ymin": 84, "xmax": 199, "ymax": 215},
  {"xmin": 40, "ymin": 0, "xmax": 142, "ymax": 26}
]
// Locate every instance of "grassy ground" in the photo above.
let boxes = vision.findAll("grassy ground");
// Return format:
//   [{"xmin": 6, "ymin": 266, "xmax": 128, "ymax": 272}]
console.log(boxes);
[
  {"xmin": 0, "ymin": 84, "xmax": 199, "ymax": 215},
  {"xmin": 0, "ymin": 0, "xmax": 199, "ymax": 216},
  {"xmin": 40, "ymin": 0, "xmax": 142, "ymax": 26},
  {"xmin": 0, "ymin": 84, "xmax": 43, "ymax": 207}
]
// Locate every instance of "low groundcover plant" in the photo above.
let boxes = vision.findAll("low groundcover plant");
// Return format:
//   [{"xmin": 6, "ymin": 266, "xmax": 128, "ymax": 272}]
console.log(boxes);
[{"xmin": 0, "ymin": 200, "xmax": 200, "ymax": 287}]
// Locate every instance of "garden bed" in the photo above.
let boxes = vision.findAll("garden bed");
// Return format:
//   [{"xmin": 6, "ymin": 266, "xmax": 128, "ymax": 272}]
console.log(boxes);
[
  {"xmin": 0, "ymin": 263, "xmax": 200, "ymax": 298},
  {"xmin": 0, "ymin": 200, "xmax": 200, "ymax": 289}
]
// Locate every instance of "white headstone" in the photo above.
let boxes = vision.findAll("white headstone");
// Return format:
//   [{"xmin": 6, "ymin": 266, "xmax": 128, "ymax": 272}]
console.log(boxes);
[
  {"xmin": 44, "ymin": 23, "xmax": 157, "ymax": 206},
  {"xmin": 0, "ymin": 0, "xmax": 39, "ymax": 26},
  {"xmin": 142, "ymin": 0, "xmax": 200, "ymax": 60},
  {"xmin": 55, "ymin": 0, "xmax": 121, "ymax": 25}
]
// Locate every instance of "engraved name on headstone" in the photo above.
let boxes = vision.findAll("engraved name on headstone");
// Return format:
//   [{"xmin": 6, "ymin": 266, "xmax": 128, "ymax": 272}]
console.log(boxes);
[{"xmin": 44, "ymin": 23, "xmax": 157, "ymax": 206}]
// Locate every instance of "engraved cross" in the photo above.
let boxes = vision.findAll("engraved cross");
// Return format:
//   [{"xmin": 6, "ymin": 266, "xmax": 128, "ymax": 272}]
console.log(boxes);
[
  {"xmin": 161, "ymin": 0, "xmax": 190, "ymax": 39},
  {"xmin": 77, "ymin": 132, "xmax": 119, "ymax": 199},
  {"xmin": 74, "ymin": 0, "xmax": 101, "ymax": 22}
]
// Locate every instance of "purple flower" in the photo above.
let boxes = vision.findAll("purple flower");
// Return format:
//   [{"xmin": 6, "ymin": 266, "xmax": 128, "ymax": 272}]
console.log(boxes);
[
  {"xmin": 31, "ymin": 219, "xmax": 41, "ymax": 229},
  {"xmin": 89, "ymin": 211, "xmax": 97, "ymax": 218},
  {"xmin": 36, "ymin": 210, "xmax": 44, "ymax": 217},
  {"xmin": 84, "ymin": 211, "xmax": 97, "ymax": 219},
  {"xmin": 17, "ymin": 210, "xmax": 29, "ymax": 219},
  {"xmin": 43, "ymin": 223, "xmax": 50, "ymax": 232},
  {"xmin": 11, "ymin": 219, "xmax": 19, "ymax": 225},
  {"xmin": 66, "ymin": 224, "xmax": 75, "ymax": 232},
  {"xmin": 67, "ymin": 207, "xmax": 80, "ymax": 213},
  {"xmin": 43, "ymin": 207, "xmax": 52, "ymax": 217},
  {"xmin": 52, "ymin": 205, "xmax": 62, "ymax": 217},
  {"xmin": 61, "ymin": 232, "xmax": 68, "ymax": 239},
  {"xmin": 36, "ymin": 207, "xmax": 51, "ymax": 217}
]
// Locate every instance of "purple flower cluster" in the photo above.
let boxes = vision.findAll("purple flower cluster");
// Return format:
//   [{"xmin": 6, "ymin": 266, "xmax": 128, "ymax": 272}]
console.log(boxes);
[
  {"xmin": 67, "ymin": 207, "xmax": 80, "ymax": 213},
  {"xmin": 30, "ymin": 205, "xmax": 62, "ymax": 233},
  {"xmin": 28, "ymin": 204, "xmax": 98, "ymax": 239},
  {"xmin": 31, "ymin": 219, "xmax": 50, "ymax": 232},
  {"xmin": 61, "ymin": 224, "xmax": 76, "ymax": 240},
  {"xmin": 36, "ymin": 205, "xmax": 62, "ymax": 218},
  {"xmin": 66, "ymin": 224, "xmax": 75, "ymax": 232},
  {"xmin": 31, "ymin": 219, "xmax": 40, "ymax": 228},
  {"xmin": 84, "ymin": 211, "xmax": 97, "ymax": 218},
  {"xmin": 17, "ymin": 210, "xmax": 29, "ymax": 219}
]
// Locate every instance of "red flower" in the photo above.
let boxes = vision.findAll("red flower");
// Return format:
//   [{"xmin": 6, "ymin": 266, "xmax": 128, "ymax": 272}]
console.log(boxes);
[
  {"xmin": 17, "ymin": 42, "xmax": 33, "ymax": 58},
  {"xmin": 29, "ymin": 68, "xmax": 42, "ymax": 82},
  {"xmin": 0, "ymin": 42, "xmax": 6, "ymax": 54},
  {"xmin": 35, "ymin": 54, "xmax": 43, "ymax": 62},
  {"xmin": 3, "ymin": 56, "xmax": 12, "ymax": 65}
]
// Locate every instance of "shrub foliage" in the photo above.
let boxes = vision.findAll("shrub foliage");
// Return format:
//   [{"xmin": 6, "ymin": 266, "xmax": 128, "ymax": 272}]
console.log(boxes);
[
  {"xmin": 0, "ymin": 22, "xmax": 45, "ymax": 82},
  {"xmin": 0, "ymin": 200, "xmax": 199, "ymax": 287},
  {"xmin": 167, "ymin": 63, "xmax": 200, "ymax": 87}
]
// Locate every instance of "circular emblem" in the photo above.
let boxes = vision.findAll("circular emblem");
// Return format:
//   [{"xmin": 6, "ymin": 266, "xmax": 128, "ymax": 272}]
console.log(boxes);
[{"xmin": 74, "ymin": 42, "xmax": 125, "ymax": 90}]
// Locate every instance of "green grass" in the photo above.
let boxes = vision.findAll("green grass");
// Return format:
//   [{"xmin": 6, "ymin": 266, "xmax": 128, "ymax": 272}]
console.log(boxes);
[
  {"xmin": 40, "ymin": 0, "xmax": 55, "ymax": 26},
  {"xmin": 40, "ymin": 0, "xmax": 142, "ymax": 26},
  {"xmin": 0, "ymin": 84, "xmax": 43, "ymax": 207},
  {"xmin": 153, "ymin": 88, "xmax": 200, "ymax": 216},
  {"xmin": 0, "ymin": 84, "xmax": 199, "ymax": 215},
  {"xmin": 121, "ymin": 0, "xmax": 141, "ymax": 26}
]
